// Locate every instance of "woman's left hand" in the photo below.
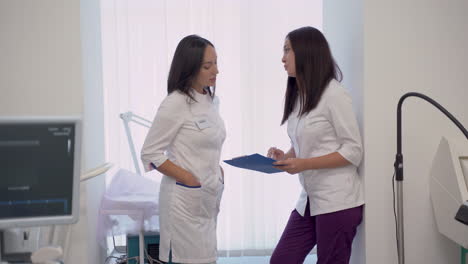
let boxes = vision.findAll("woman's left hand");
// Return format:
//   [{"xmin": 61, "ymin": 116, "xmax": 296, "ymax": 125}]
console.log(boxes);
[
  {"xmin": 273, "ymin": 158, "xmax": 307, "ymax": 174},
  {"xmin": 220, "ymin": 165, "xmax": 225, "ymax": 183}
]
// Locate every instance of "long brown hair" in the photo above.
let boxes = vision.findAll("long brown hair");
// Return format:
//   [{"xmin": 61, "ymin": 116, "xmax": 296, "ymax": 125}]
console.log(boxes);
[
  {"xmin": 167, "ymin": 35, "xmax": 215, "ymax": 101},
  {"xmin": 281, "ymin": 27, "xmax": 342, "ymax": 124}
]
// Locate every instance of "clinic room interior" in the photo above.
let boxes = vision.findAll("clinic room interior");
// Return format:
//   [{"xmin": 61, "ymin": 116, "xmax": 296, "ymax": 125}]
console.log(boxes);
[{"xmin": 1, "ymin": 1, "xmax": 468, "ymax": 264}]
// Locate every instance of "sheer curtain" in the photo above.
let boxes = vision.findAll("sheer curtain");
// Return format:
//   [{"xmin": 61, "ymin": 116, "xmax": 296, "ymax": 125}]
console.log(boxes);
[{"xmin": 101, "ymin": 0, "xmax": 322, "ymax": 255}]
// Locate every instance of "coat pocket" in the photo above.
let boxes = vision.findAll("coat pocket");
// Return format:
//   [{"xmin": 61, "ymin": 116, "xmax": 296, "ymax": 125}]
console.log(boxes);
[
  {"xmin": 173, "ymin": 183, "xmax": 202, "ymax": 218},
  {"xmin": 200, "ymin": 180, "xmax": 224, "ymax": 219}
]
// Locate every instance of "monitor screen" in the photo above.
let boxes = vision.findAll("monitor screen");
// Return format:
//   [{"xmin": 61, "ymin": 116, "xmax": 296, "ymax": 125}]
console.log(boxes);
[{"xmin": 0, "ymin": 117, "xmax": 81, "ymax": 229}]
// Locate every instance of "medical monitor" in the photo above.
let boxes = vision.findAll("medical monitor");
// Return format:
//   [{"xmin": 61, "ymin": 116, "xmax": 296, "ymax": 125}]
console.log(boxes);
[
  {"xmin": 430, "ymin": 137, "xmax": 468, "ymax": 248},
  {"xmin": 0, "ymin": 117, "xmax": 81, "ymax": 229}
]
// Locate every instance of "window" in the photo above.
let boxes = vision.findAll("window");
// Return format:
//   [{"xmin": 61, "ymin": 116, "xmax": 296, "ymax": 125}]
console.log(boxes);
[{"xmin": 101, "ymin": 0, "xmax": 323, "ymax": 255}]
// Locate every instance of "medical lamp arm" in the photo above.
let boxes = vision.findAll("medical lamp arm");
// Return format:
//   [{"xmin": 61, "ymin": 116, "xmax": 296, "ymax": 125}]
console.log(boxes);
[
  {"xmin": 394, "ymin": 92, "xmax": 468, "ymax": 264},
  {"xmin": 120, "ymin": 111, "xmax": 152, "ymax": 175},
  {"xmin": 395, "ymin": 92, "xmax": 468, "ymax": 181}
]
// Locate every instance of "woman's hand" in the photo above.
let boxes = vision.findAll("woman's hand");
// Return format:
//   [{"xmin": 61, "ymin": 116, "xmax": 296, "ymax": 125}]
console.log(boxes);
[
  {"xmin": 156, "ymin": 159, "xmax": 201, "ymax": 186},
  {"xmin": 182, "ymin": 174, "xmax": 201, "ymax": 186},
  {"xmin": 273, "ymin": 158, "xmax": 307, "ymax": 174},
  {"xmin": 267, "ymin": 147, "xmax": 285, "ymax": 161},
  {"xmin": 220, "ymin": 165, "xmax": 224, "ymax": 184}
]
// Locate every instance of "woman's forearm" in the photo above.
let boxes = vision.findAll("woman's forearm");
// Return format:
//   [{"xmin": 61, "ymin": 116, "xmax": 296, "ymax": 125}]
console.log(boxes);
[
  {"xmin": 155, "ymin": 160, "xmax": 200, "ymax": 185},
  {"xmin": 303, "ymin": 152, "xmax": 351, "ymax": 170}
]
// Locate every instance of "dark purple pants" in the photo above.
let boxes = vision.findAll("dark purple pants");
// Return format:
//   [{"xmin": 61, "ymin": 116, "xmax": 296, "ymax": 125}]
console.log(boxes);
[{"xmin": 270, "ymin": 203, "xmax": 363, "ymax": 264}]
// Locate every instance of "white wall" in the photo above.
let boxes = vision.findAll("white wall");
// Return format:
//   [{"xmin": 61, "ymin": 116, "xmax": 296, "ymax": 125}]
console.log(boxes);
[
  {"xmin": 326, "ymin": 0, "xmax": 468, "ymax": 263},
  {"xmin": 323, "ymin": 2, "xmax": 365, "ymax": 264},
  {"xmin": 0, "ymin": 1, "xmax": 106, "ymax": 263},
  {"xmin": 79, "ymin": 0, "xmax": 107, "ymax": 263},
  {"xmin": 363, "ymin": 0, "xmax": 468, "ymax": 263}
]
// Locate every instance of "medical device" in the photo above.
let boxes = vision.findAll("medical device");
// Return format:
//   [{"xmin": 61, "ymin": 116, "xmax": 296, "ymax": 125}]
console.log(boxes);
[
  {"xmin": 393, "ymin": 93, "xmax": 468, "ymax": 264},
  {"xmin": 0, "ymin": 116, "xmax": 82, "ymax": 263},
  {"xmin": 429, "ymin": 137, "xmax": 468, "ymax": 249}
]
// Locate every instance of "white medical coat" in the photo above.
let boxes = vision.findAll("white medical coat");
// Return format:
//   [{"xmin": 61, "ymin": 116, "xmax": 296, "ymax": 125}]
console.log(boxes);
[
  {"xmin": 287, "ymin": 80, "xmax": 364, "ymax": 217},
  {"xmin": 141, "ymin": 90, "xmax": 226, "ymax": 263}
]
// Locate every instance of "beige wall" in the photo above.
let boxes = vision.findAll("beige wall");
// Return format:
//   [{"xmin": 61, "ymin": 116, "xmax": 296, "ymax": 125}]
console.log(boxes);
[
  {"xmin": 0, "ymin": 1, "xmax": 106, "ymax": 263},
  {"xmin": 0, "ymin": 0, "xmax": 83, "ymax": 115},
  {"xmin": 363, "ymin": 0, "xmax": 468, "ymax": 263},
  {"xmin": 326, "ymin": 0, "xmax": 468, "ymax": 263},
  {"xmin": 0, "ymin": 0, "xmax": 85, "ymax": 260}
]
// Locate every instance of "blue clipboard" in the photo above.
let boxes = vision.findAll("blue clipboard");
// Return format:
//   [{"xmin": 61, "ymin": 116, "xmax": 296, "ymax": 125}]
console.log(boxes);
[{"xmin": 223, "ymin": 153, "xmax": 283, "ymax": 174}]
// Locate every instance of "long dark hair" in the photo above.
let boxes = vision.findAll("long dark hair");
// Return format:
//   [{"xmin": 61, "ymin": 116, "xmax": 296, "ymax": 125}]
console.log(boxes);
[
  {"xmin": 167, "ymin": 35, "xmax": 215, "ymax": 101},
  {"xmin": 281, "ymin": 27, "xmax": 342, "ymax": 124}
]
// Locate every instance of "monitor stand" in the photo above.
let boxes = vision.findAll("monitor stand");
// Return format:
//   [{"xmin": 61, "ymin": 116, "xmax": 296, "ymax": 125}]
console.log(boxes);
[{"xmin": 0, "ymin": 228, "xmax": 40, "ymax": 263}]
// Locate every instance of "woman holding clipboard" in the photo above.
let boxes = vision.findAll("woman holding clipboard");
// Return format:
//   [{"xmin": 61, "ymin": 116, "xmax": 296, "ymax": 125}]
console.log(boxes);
[{"xmin": 267, "ymin": 27, "xmax": 364, "ymax": 264}]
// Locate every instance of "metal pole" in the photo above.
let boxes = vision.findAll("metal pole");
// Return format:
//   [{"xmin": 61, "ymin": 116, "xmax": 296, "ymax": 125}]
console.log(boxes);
[
  {"xmin": 397, "ymin": 182, "xmax": 405, "ymax": 264},
  {"xmin": 139, "ymin": 222, "xmax": 145, "ymax": 264}
]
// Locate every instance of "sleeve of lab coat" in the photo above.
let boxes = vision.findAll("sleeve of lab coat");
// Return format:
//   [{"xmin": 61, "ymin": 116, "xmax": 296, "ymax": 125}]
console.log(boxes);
[
  {"xmin": 327, "ymin": 90, "xmax": 363, "ymax": 167},
  {"xmin": 141, "ymin": 93, "xmax": 187, "ymax": 172}
]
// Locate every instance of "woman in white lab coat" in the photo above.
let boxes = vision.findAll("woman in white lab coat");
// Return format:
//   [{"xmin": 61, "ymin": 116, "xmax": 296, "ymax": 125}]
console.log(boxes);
[
  {"xmin": 267, "ymin": 27, "xmax": 364, "ymax": 264},
  {"xmin": 141, "ymin": 35, "xmax": 225, "ymax": 264}
]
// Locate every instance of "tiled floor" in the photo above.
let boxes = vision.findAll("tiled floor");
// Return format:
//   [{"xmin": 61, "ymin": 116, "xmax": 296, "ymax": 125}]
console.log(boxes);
[
  {"xmin": 218, "ymin": 255, "xmax": 317, "ymax": 264},
  {"xmin": 105, "ymin": 250, "xmax": 318, "ymax": 264}
]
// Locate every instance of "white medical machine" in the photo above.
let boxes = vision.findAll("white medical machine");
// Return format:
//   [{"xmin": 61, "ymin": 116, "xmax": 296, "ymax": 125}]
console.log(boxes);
[
  {"xmin": 430, "ymin": 137, "xmax": 468, "ymax": 248},
  {"xmin": 0, "ymin": 116, "xmax": 82, "ymax": 263}
]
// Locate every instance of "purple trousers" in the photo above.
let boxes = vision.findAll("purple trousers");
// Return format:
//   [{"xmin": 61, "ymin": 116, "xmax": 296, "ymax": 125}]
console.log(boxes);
[{"xmin": 270, "ymin": 203, "xmax": 363, "ymax": 264}]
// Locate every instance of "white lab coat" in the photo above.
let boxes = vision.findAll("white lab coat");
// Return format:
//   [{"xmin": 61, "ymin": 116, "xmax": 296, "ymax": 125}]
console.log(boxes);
[
  {"xmin": 287, "ymin": 79, "xmax": 364, "ymax": 217},
  {"xmin": 141, "ymin": 90, "xmax": 226, "ymax": 263}
]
